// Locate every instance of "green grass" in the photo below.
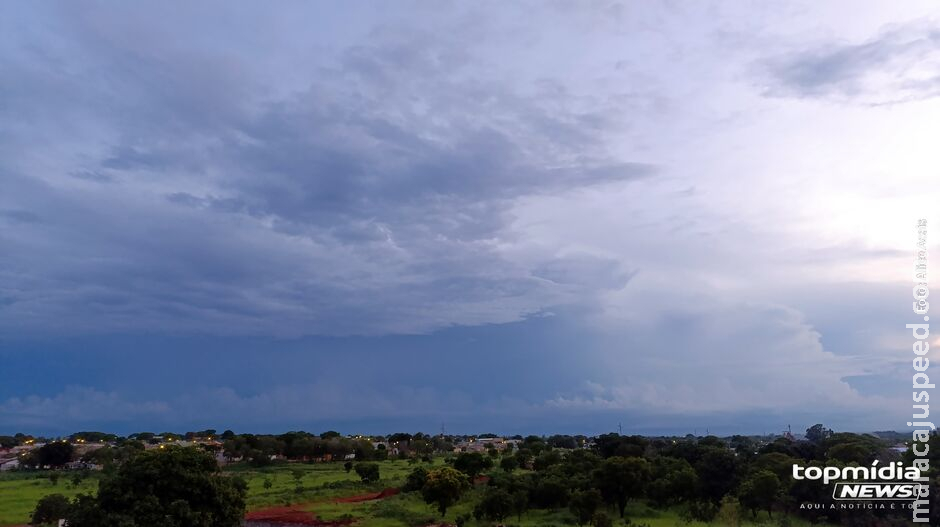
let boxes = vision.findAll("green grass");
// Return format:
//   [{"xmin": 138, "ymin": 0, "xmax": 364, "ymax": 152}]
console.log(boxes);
[
  {"xmin": 0, "ymin": 471, "xmax": 99, "ymax": 526},
  {"xmin": 231, "ymin": 457, "xmax": 441, "ymax": 510},
  {"xmin": 1, "ymin": 460, "xmax": 831, "ymax": 527}
]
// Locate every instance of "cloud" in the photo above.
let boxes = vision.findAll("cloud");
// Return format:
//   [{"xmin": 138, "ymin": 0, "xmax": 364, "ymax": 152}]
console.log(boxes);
[
  {"xmin": 0, "ymin": 2, "xmax": 934, "ymax": 433},
  {"xmin": 0, "ymin": 387, "xmax": 171, "ymax": 431},
  {"xmin": 0, "ymin": 3, "xmax": 648, "ymax": 337},
  {"xmin": 0, "ymin": 381, "xmax": 531, "ymax": 434},
  {"xmin": 760, "ymin": 20, "xmax": 940, "ymax": 104},
  {"xmin": 545, "ymin": 302, "xmax": 889, "ymax": 416}
]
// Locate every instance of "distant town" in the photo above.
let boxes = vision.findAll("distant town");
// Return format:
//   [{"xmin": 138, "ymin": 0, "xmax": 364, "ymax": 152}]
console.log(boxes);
[{"xmin": 2, "ymin": 427, "xmax": 911, "ymax": 472}]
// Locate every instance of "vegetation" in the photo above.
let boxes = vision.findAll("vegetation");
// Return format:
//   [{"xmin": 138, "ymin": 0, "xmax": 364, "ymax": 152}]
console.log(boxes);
[
  {"xmin": 2, "ymin": 425, "xmax": 937, "ymax": 526},
  {"xmin": 422, "ymin": 467, "xmax": 471, "ymax": 516},
  {"xmin": 15, "ymin": 447, "xmax": 246, "ymax": 527}
]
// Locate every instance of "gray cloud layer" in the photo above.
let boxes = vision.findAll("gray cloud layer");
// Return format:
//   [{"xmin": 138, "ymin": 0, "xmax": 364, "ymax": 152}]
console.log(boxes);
[
  {"xmin": 0, "ymin": 3, "xmax": 646, "ymax": 336},
  {"xmin": 1, "ymin": 2, "xmax": 937, "ymax": 433},
  {"xmin": 761, "ymin": 21, "xmax": 940, "ymax": 104}
]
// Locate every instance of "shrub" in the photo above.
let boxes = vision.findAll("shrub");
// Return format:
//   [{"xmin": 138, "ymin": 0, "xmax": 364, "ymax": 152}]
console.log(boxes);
[
  {"xmin": 31, "ymin": 494, "xmax": 71, "ymax": 526},
  {"xmin": 354, "ymin": 462, "xmax": 381, "ymax": 483}
]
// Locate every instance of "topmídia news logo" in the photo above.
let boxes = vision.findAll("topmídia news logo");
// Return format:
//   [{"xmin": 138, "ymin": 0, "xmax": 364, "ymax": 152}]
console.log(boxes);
[{"xmin": 792, "ymin": 461, "xmax": 928, "ymax": 500}]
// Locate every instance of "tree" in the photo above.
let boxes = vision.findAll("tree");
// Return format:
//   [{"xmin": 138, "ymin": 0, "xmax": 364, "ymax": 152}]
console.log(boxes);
[
  {"xmin": 531, "ymin": 475, "xmax": 569, "ymax": 509},
  {"xmin": 500, "ymin": 455, "xmax": 519, "ymax": 473},
  {"xmin": 548, "ymin": 434, "xmax": 578, "ymax": 449},
  {"xmin": 343, "ymin": 460, "xmax": 353, "ymax": 473},
  {"xmin": 474, "ymin": 487, "xmax": 514, "ymax": 522},
  {"xmin": 263, "ymin": 478, "xmax": 273, "ymax": 490},
  {"xmin": 715, "ymin": 495, "xmax": 742, "ymax": 527},
  {"xmin": 648, "ymin": 457, "xmax": 698, "ymax": 507},
  {"xmin": 48, "ymin": 472, "xmax": 60, "ymax": 486},
  {"xmin": 30, "ymin": 441, "xmax": 74, "ymax": 468},
  {"xmin": 805, "ymin": 424, "xmax": 833, "ymax": 444},
  {"xmin": 569, "ymin": 489, "xmax": 602, "ymax": 526},
  {"xmin": 452, "ymin": 452, "xmax": 493, "ymax": 479},
  {"xmin": 826, "ymin": 439, "xmax": 879, "ymax": 465},
  {"xmin": 31, "ymin": 494, "xmax": 71, "ymax": 526},
  {"xmin": 511, "ymin": 489, "xmax": 529, "ymax": 521},
  {"xmin": 422, "ymin": 467, "xmax": 470, "ymax": 517},
  {"xmin": 403, "ymin": 466, "xmax": 428, "ymax": 492},
  {"xmin": 66, "ymin": 446, "xmax": 246, "ymax": 527},
  {"xmin": 533, "ymin": 450, "xmax": 563, "ymax": 471},
  {"xmin": 730, "ymin": 435, "xmax": 757, "ymax": 460},
  {"xmin": 591, "ymin": 511, "xmax": 613, "ymax": 527},
  {"xmin": 684, "ymin": 500, "xmax": 719, "ymax": 522},
  {"xmin": 354, "ymin": 462, "xmax": 380, "ymax": 483},
  {"xmin": 593, "ymin": 456, "xmax": 650, "ymax": 517},
  {"xmin": 594, "ymin": 434, "xmax": 648, "ymax": 459},
  {"xmin": 738, "ymin": 470, "xmax": 780, "ymax": 518},
  {"xmin": 694, "ymin": 447, "xmax": 739, "ymax": 503},
  {"xmin": 787, "ymin": 460, "xmax": 835, "ymax": 524}
]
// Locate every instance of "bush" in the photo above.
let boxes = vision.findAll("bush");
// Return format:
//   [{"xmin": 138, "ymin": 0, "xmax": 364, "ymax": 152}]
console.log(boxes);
[
  {"xmin": 591, "ymin": 511, "xmax": 612, "ymax": 527},
  {"xmin": 31, "ymin": 493, "xmax": 71, "ymax": 526},
  {"xmin": 684, "ymin": 500, "xmax": 719, "ymax": 522},
  {"xmin": 354, "ymin": 462, "xmax": 381, "ymax": 483},
  {"xmin": 402, "ymin": 466, "xmax": 428, "ymax": 492},
  {"xmin": 371, "ymin": 499, "xmax": 437, "ymax": 526}
]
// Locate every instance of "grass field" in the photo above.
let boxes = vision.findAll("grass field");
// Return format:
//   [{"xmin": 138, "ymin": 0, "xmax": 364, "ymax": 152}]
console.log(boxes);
[
  {"xmin": 229, "ymin": 457, "xmax": 442, "ymax": 510},
  {"xmin": 0, "ymin": 471, "xmax": 99, "ymax": 526},
  {"xmin": 1, "ymin": 459, "xmax": 827, "ymax": 527}
]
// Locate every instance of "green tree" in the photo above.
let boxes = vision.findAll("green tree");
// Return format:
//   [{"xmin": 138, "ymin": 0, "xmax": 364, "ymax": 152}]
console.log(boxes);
[
  {"xmin": 739, "ymin": 470, "xmax": 781, "ymax": 518},
  {"xmin": 569, "ymin": 488, "xmax": 602, "ymax": 526},
  {"xmin": 591, "ymin": 511, "xmax": 613, "ymax": 527},
  {"xmin": 66, "ymin": 446, "xmax": 246, "ymax": 527},
  {"xmin": 421, "ymin": 467, "xmax": 470, "ymax": 517},
  {"xmin": 533, "ymin": 450, "xmax": 563, "ymax": 471},
  {"xmin": 29, "ymin": 441, "xmax": 74, "ymax": 468},
  {"xmin": 826, "ymin": 440, "xmax": 879, "ymax": 465},
  {"xmin": 500, "ymin": 455, "xmax": 519, "ymax": 473},
  {"xmin": 511, "ymin": 489, "xmax": 529, "ymax": 521},
  {"xmin": 354, "ymin": 462, "xmax": 380, "ymax": 483},
  {"xmin": 531, "ymin": 475, "xmax": 569, "ymax": 509},
  {"xmin": 403, "ymin": 466, "xmax": 428, "ymax": 492},
  {"xmin": 31, "ymin": 494, "xmax": 71, "ymax": 526},
  {"xmin": 452, "ymin": 452, "xmax": 493, "ymax": 479},
  {"xmin": 594, "ymin": 456, "xmax": 650, "ymax": 517},
  {"xmin": 474, "ymin": 487, "xmax": 514, "ymax": 522},
  {"xmin": 694, "ymin": 447, "xmax": 739, "ymax": 503},
  {"xmin": 647, "ymin": 457, "xmax": 698, "ymax": 506},
  {"xmin": 716, "ymin": 495, "xmax": 742, "ymax": 527},
  {"xmin": 805, "ymin": 424, "xmax": 833, "ymax": 443}
]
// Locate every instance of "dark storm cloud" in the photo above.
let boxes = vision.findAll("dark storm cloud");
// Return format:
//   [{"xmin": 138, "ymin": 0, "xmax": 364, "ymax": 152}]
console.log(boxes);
[
  {"xmin": 761, "ymin": 20, "xmax": 940, "ymax": 104},
  {"xmin": 0, "ymin": 3, "xmax": 647, "ymax": 337}
]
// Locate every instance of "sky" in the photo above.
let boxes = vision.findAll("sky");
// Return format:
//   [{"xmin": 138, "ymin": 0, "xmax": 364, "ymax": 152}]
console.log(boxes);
[{"xmin": 1, "ymin": 1, "xmax": 939, "ymax": 436}]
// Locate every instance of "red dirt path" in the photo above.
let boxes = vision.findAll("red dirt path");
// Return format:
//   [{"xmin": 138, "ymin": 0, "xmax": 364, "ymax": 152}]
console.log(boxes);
[
  {"xmin": 244, "ymin": 504, "xmax": 354, "ymax": 526},
  {"xmin": 332, "ymin": 487, "xmax": 400, "ymax": 503},
  {"xmin": 244, "ymin": 487, "xmax": 400, "ymax": 525}
]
